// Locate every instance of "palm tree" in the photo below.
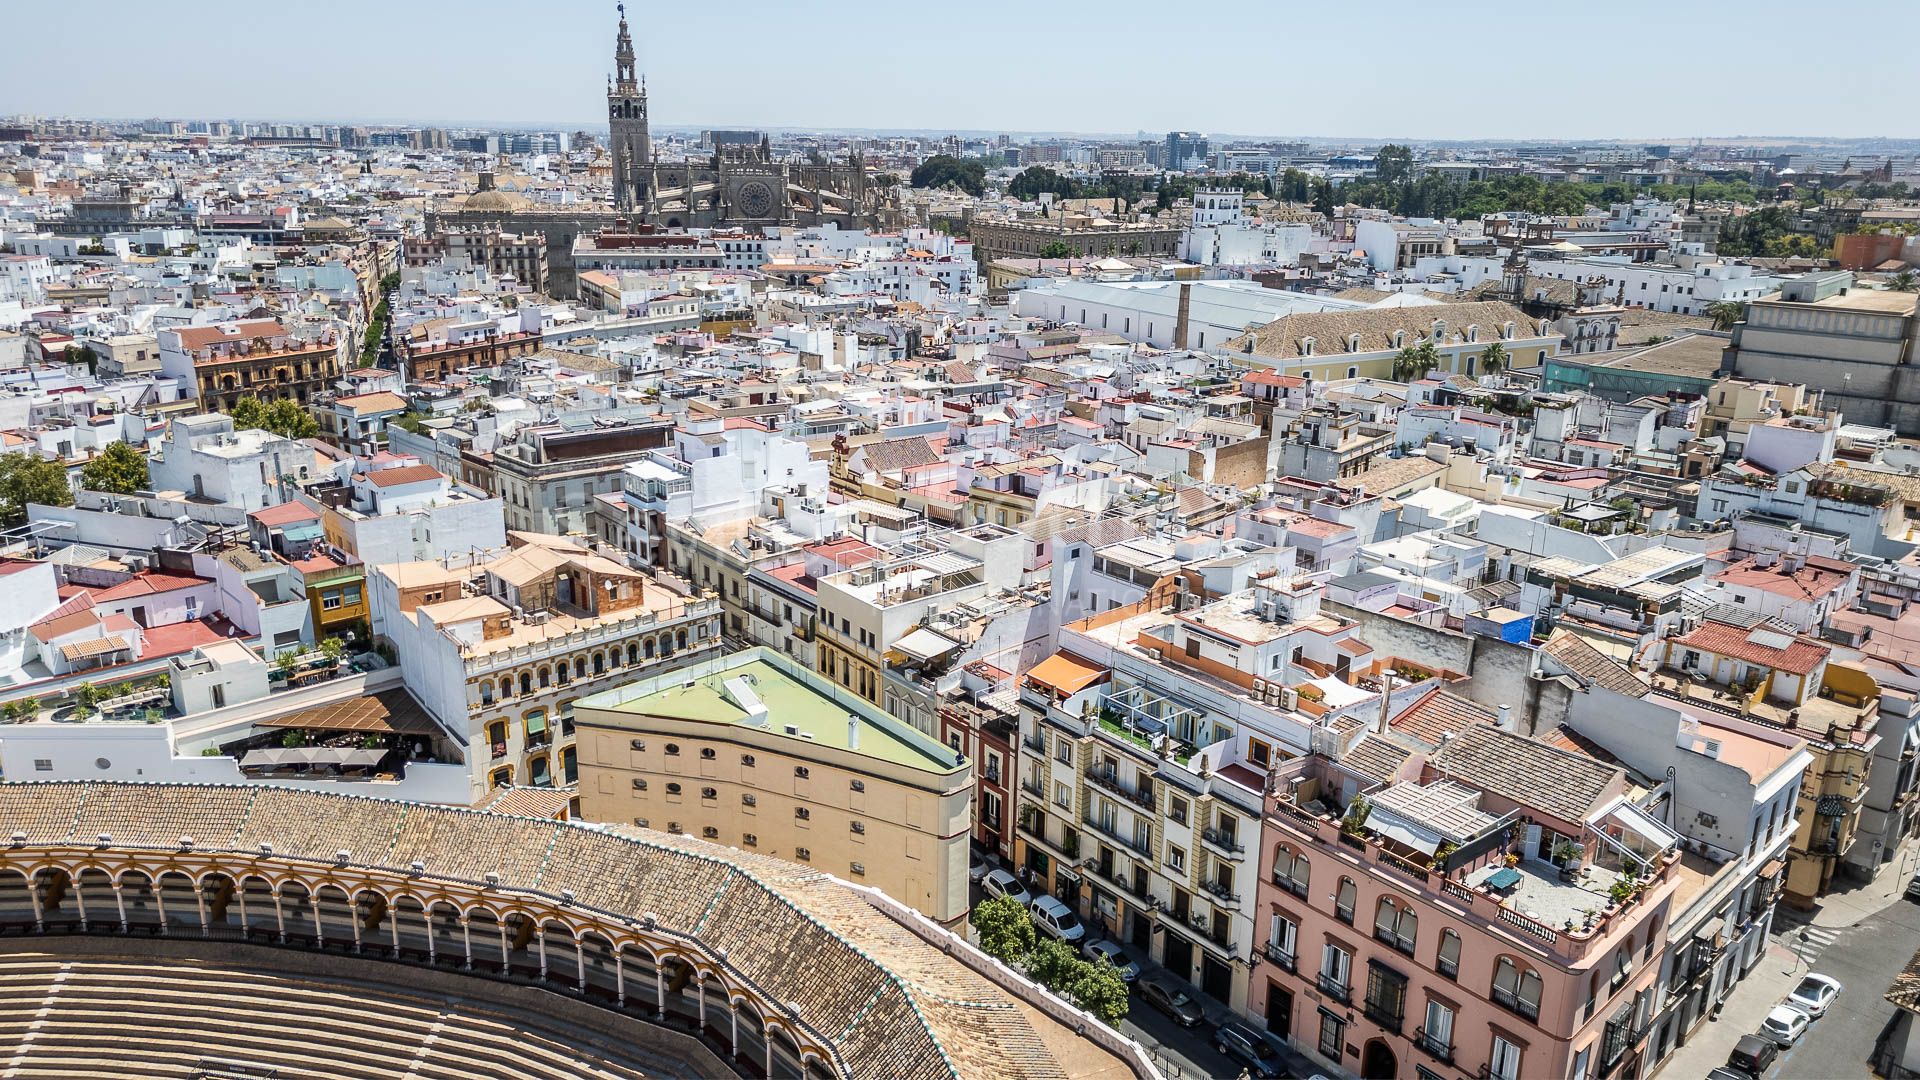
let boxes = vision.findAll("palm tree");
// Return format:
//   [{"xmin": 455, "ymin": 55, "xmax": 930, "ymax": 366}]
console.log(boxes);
[
  {"xmin": 1391, "ymin": 340, "xmax": 1441, "ymax": 383},
  {"xmin": 1480, "ymin": 341, "xmax": 1509, "ymax": 376},
  {"xmin": 1891, "ymin": 270, "xmax": 1918, "ymax": 293},
  {"xmin": 1706, "ymin": 301, "xmax": 1746, "ymax": 331}
]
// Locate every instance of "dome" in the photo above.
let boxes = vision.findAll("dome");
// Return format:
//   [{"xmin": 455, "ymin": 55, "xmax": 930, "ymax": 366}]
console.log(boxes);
[{"xmin": 462, "ymin": 188, "xmax": 530, "ymax": 213}]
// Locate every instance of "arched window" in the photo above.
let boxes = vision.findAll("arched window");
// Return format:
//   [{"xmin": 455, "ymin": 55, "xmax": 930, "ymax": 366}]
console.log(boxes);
[
  {"xmin": 1373, "ymin": 897, "xmax": 1417, "ymax": 954},
  {"xmin": 1301, "ymin": 337, "xmax": 1316, "ymax": 357},
  {"xmin": 700, "ymin": 747, "xmax": 716, "ymax": 760},
  {"xmin": 1334, "ymin": 877, "xmax": 1357, "ymax": 924},
  {"xmin": 1347, "ymin": 334, "xmax": 1362, "ymax": 352},
  {"xmin": 1436, "ymin": 928, "xmax": 1461, "ymax": 979},
  {"xmin": 1467, "ymin": 324, "xmax": 1479, "ymax": 343},
  {"xmin": 1492, "ymin": 956, "xmax": 1542, "ymax": 1021},
  {"xmin": 1273, "ymin": 844, "xmax": 1310, "ymax": 897},
  {"xmin": 538, "ymin": 666, "xmax": 551, "ymax": 689},
  {"xmin": 1346, "ymin": 366, "xmax": 1358, "ymax": 379},
  {"xmin": 1391, "ymin": 331, "xmax": 1406, "ymax": 349},
  {"xmin": 499, "ymin": 677, "xmax": 512, "ymax": 700},
  {"xmin": 479, "ymin": 682, "xmax": 493, "ymax": 706},
  {"xmin": 701, "ymin": 787, "xmax": 717, "ymax": 800},
  {"xmin": 1502, "ymin": 321, "xmax": 1516, "ymax": 339},
  {"xmin": 665, "ymin": 743, "xmax": 680, "ymax": 756},
  {"xmin": 518, "ymin": 672, "xmax": 532, "ymax": 696}
]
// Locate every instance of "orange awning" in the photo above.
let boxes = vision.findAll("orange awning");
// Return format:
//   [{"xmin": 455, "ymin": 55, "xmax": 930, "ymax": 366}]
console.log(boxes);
[{"xmin": 1024, "ymin": 651, "xmax": 1107, "ymax": 696}]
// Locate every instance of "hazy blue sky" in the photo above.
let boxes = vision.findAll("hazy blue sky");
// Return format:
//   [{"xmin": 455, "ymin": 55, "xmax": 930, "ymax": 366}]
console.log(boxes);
[{"xmin": 9, "ymin": 0, "xmax": 1917, "ymax": 140}]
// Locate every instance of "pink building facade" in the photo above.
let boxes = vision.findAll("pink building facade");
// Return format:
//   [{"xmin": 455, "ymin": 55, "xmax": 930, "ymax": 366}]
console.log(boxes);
[{"xmin": 1249, "ymin": 746, "xmax": 1681, "ymax": 1080}]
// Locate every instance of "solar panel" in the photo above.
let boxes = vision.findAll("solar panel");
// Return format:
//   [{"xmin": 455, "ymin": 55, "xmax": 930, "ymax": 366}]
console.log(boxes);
[{"xmin": 1746, "ymin": 628, "xmax": 1796, "ymax": 651}]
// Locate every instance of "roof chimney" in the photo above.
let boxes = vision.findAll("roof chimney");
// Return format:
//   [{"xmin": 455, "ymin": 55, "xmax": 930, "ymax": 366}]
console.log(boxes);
[
  {"xmin": 1497, "ymin": 704, "xmax": 1513, "ymax": 730},
  {"xmin": 847, "ymin": 713, "xmax": 860, "ymax": 751},
  {"xmin": 1174, "ymin": 283, "xmax": 1193, "ymax": 351}
]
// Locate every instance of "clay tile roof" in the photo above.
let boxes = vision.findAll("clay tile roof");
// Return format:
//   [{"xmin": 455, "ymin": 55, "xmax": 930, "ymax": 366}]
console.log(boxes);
[
  {"xmin": 1431, "ymin": 725, "xmax": 1624, "ymax": 824},
  {"xmin": 1342, "ymin": 736, "xmax": 1414, "ymax": 785},
  {"xmin": 363, "ymin": 464, "xmax": 442, "ymax": 488},
  {"xmin": 1887, "ymin": 946, "xmax": 1920, "ymax": 1014},
  {"xmin": 1225, "ymin": 300, "xmax": 1538, "ymax": 360},
  {"xmin": 1674, "ymin": 618, "xmax": 1830, "ymax": 676},
  {"xmin": 1541, "ymin": 631, "xmax": 1651, "ymax": 698},
  {"xmin": 1392, "ymin": 689, "xmax": 1499, "ymax": 746},
  {"xmin": 860, "ymin": 436, "xmax": 943, "ymax": 475}
]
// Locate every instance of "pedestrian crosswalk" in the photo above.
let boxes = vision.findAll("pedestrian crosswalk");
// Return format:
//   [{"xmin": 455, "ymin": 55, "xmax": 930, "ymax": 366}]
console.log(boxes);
[{"xmin": 1774, "ymin": 915, "xmax": 1842, "ymax": 965}]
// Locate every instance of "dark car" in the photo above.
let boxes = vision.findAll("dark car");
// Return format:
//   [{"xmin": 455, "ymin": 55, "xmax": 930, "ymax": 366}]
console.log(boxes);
[
  {"xmin": 1707, "ymin": 1070, "xmax": 1753, "ymax": 1080},
  {"xmin": 1215, "ymin": 1021, "xmax": 1284, "ymax": 1078},
  {"xmin": 1906, "ymin": 871, "xmax": 1920, "ymax": 902},
  {"xmin": 1138, "ymin": 976, "xmax": 1205, "ymax": 1027},
  {"xmin": 1726, "ymin": 1033, "xmax": 1779, "ymax": 1077}
]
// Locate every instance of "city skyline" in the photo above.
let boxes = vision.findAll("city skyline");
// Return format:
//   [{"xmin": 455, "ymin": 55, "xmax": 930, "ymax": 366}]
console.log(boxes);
[{"xmin": 9, "ymin": 0, "xmax": 1919, "ymax": 141}]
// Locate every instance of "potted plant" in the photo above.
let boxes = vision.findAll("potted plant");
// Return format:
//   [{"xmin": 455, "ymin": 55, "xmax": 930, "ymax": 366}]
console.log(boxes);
[
  {"xmin": 1504, "ymin": 851, "xmax": 1521, "ymax": 868},
  {"xmin": 1431, "ymin": 840, "xmax": 1457, "ymax": 870},
  {"xmin": 1553, "ymin": 840, "xmax": 1586, "ymax": 880}
]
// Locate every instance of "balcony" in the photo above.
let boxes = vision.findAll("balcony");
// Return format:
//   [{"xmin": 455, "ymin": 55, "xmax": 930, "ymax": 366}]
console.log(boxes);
[
  {"xmin": 1491, "ymin": 985, "xmax": 1540, "ymax": 1023},
  {"xmin": 1021, "ymin": 733, "xmax": 1047, "ymax": 755},
  {"xmin": 1200, "ymin": 826, "xmax": 1246, "ymax": 860},
  {"xmin": 1414, "ymin": 1027, "xmax": 1453, "ymax": 1064},
  {"xmin": 1081, "ymin": 814, "xmax": 1151, "ymax": 858},
  {"xmin": 1200, "ymin": 877, "xmax": 1240, "ymax": 905},
  {"xmin": 1270, "ymin": 871, "xmax": 1309, "ymax": 900},
  {"xmin": 1317, "ymin": 973, "xmax": 1350, "ymax": 1005},
  {"xmin": 1021, "ymin": 778, "xmax": 1046, "ymax": 800},
  {"xmin": 1260, "ymin": 942, "xmax": 1295, "ymax": 972},
  {"xmin": 1085, "ymin": 766, "xmax": 1155, "ymax": 812}
]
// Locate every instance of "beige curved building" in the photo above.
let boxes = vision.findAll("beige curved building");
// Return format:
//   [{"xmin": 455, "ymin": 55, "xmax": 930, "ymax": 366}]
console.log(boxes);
[{"xmin": 0, "ymin": 781, "xmax": 1151, "ymax": 1080}]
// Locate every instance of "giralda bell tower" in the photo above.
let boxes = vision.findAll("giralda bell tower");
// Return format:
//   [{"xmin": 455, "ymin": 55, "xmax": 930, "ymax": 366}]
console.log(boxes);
[{"xmin": 607, "ymin": 4, "xmax": 649, "ymax": 211}]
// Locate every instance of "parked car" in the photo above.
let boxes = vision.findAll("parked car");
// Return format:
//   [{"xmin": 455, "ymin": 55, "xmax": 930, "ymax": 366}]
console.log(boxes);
[
  {"xmin": 1214, "ymin": 1021, "xmax": 1284, "ymax": 1079},
  {"xmin": 1760, "ymin": 1004, "xmax": 1810, "ymax": 1047},
  {"xmin": 1726, "ymin": 1034, "xmax": 1778, "ymax": 1076},
  {"xmin": 1907, "ymin": 871, "xmax": 1920, "ymax": 901},
  {"xmin": 1081, "ymin": 939, "xmax": 1141, "ymax": 982},
  {"xmin": 1707, "ymin": 1069, "xmax": 1753, "ymax": 1080},
  {"xmin": 969, "ymin": 855, "xmax": 990, "ymax": 885},
  {"xmin": 1030, "ymin": 895, "xmax": 1086, "ymax": 943},
  {"xmin": 981, "ymin": 869, "xmax": 1031, "ymax": 907},
  {"xmin": 1786, "ymin": 973, "xmax": 1843, "ymax": 1018},
  {"xmin": 1138, "ymin": 976, "xmax": 1204, "ymax": 1027}
]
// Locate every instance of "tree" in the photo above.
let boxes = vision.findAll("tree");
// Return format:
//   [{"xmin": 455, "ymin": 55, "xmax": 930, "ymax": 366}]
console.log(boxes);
[
  {"xmin": 1374, "ymin": 144, "xmax": 1415, "ymax": 186},
  {"xmin": 1891, "ymin": 270, "xmax": 1918, "ymax": 293},
  {"xmin": 0, "ymin": 453, "xmax": 73, "ymax": 527},
  {"xmin": 1479, "ymin": 341, "xmax": 1508, "ymax": 375},
  {"xmin": 1068, "ymin": 957, "xmax": 1130, "ymax": 1025},
  {"xmin": 970, "ymin": 895, "xmax": 1036, "ymax": 964},
  {"xmin": 1026, "ymin": 936, "xmax": 1083, "ymax": 986},
  {"xmin": 908, "ymin": 155, "xmax": 986, "ymax": 197},
  {"xmin": 1008, "ymin": 166, "xmax": 1078, "ymax": 202},
  {"xmin": 1705, "ymin": 301, "xmax": 1747, "ymax": 331},
  {"xmin": 229, "ymin": 396, "xmax": 320, "ymax": 440},
  {"xmin": 80, "ymin": 441, "xmax": 148, "ymax": 495},
  {"xmin": 1038, "ymin": 241, "xmax": 1075, "ymax": 260},
  {"xmin": 1391, "ymin": 341, "xmax": 1441, "ymax": 383}
]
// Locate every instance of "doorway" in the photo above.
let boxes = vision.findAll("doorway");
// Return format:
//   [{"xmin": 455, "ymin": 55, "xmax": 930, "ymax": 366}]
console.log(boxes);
[
  {"xmin": 1264, "ymin": 982, "xmax": 1292, "ymax": 1040},
  {"xmin": 1161, "ymin": 935, "xmax": 1192, "ymax": 984},
  {"xmin": 1360, "ymin": 1039, "xmax": 1397, "ymax": 1079},
  {"xmin": 1201, "ymin": 954, "xmax": 1233, "ymax": 1004}
]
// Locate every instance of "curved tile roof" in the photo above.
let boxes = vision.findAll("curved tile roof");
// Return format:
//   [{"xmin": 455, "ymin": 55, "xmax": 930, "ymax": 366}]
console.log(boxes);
[{"xmin": 0, "ymin": 781, "xmax": 1094, "ymax": 1080}]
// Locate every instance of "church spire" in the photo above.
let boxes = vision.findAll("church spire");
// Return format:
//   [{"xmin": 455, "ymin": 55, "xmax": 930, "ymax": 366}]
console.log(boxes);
[{"xmin": 613, "ymin": 3, "xmax": 638, "ymax": 92}]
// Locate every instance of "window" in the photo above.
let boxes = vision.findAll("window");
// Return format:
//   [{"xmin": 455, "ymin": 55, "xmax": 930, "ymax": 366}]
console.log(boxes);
[
  {"xmin": 631, "ymin": 778, "xmax": 648, "ymax": 791},
  {"xmin": 1319, "ymin": 943, "xmax": 1351, "ymax": 1001},
  {"xmin": 1374, "ymin": 898, "xmax": 1417, "ymax": 954},
  {"xmin": 1421, "ymin": 998, "xmax": 1454, "ymax": 1059},
  {"xmin": 665, "ymin": 783, "xmax": 681, "ymax": 796},
  {"xmin": 702, "ymin": 826, "xmax": 719, "ymax": 839},
  {"xmin": 1167, "ymin": 846, "xmax": 1186, "ymax": 872},
  {"xmin": 795, "ymin": 847, "xmax": 810, "ymax": 861},
  {"xmin": 1436, "ymin": 928, "xmax": 1461, "ymax": 979},
  {"xmin": 795, "ymin": 807, "xmax": 811, "ymax": 821},
  {"xmin": 743, "ymin": 834, "xmax": 757, "ymax": 847},
  {"xmin": 742, "ymin": 754, "xmax": 755, "ymax": 767},
  {"xmin": 794, "ymin": 766, "xmax": 810, "ymax": 779},
  {"xmin": 1492, "ymin": 957, "xmax": 1542, "ymax": 1021},
  {"xmin": 700, "ymin": 787, "xmax": 717, "ymax": 800},
  {"xmin": 1273, "ymin": 845, "xmax": 1310, "ymax": 898},
  {"xmin": 1169, "ymin": 796, "xmax": 1189, "ymax": 826},
  {"xmin": 1055, "ymin": 782, "xmax": 1071, "ymax": 808},
  {"xmin": 33, "ymin": 759, "xmax": 53, "ymax": 772},
  {"xmin": 1054, "ymin": 738, "xmax": 1071, "ymax": 765},
  {"xmin": 665, "ymin": 743, "xmax": 680, "ymax": 757},
  {"xmin": 850, "ymin": 821, "xmax": 866, "ymax": 835},
  {"xmin": 1249, "ymin": 739, "xmax": 1271, "ymax": 768},
  {"xmin": 700, "ymin": 748, "xmax": 716, "ymax": 760},
  {"xmin": 850, "ymin": 862, "xmax": 866, "ymax": 877},
  {"xmin": 1489, "ymin": 1035, "xmax": 1522, "ymax": 1080},
  {"xmin": 1364, "ymin": 963, "xmax": 1408, "ymax": 1032},
  {"xmin": 1334, "ymin": 877, "xmax": 1357, "ymax": 924},
  {"xmin": 739, "ymin": 793, "xmax": 757, "ymax": 808},
  {"xmin": 1570, "ymin": 1045, "xmax": 1591, "ymax": 1080},
  {"xmin": 1267, "ymin": 912, "xmax": 1297, "ymax": 966},
  {"xmin": 1317, "ymin": 1011, "xmax": 1345, "ymax": 1060},
  {"xmin": 850, "ymin": 779, "xmax": 865, "ymax": 793}
]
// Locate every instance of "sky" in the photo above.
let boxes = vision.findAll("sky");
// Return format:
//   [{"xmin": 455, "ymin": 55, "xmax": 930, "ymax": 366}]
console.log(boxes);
[{"xmin": 8, "ymin": 0, "xmax": 1918, "ymax": 141}]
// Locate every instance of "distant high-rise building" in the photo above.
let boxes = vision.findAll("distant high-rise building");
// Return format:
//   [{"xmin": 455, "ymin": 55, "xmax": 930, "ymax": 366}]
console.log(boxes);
[
  {"xmin": 703, "ymin": 129, "xmax": 763, "ymax": 148},
  {"xmin": 1166, "ymin": 131, "xmax": 1208, "ymax": 171}
]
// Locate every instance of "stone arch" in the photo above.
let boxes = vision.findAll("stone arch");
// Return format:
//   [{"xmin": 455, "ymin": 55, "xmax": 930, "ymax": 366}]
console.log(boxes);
[{"xmin": 116, "ymin": 868, "xmax": 162, "ymax": 931}]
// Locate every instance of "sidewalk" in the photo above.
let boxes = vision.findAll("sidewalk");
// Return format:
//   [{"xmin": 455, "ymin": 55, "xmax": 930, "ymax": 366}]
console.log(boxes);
[
  {"xmin": 1805, "ymin": 835, "xmax": 1920, "ymax": 930},
  {"xmin": 1655, "ymin": 940, "xmax": 1806, "ymax": 1079}
]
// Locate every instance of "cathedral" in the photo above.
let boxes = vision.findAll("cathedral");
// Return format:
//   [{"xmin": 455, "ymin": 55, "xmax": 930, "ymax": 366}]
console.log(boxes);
[{"xmin": 605, "ymin": 6, "xmax": 883, "ymax": 229}]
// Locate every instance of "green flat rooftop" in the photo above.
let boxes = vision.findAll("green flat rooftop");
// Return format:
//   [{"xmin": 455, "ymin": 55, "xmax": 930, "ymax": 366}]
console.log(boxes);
[{"xmin": 584, "ymin": 652, "xmax": 963, "ymax": 773}]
